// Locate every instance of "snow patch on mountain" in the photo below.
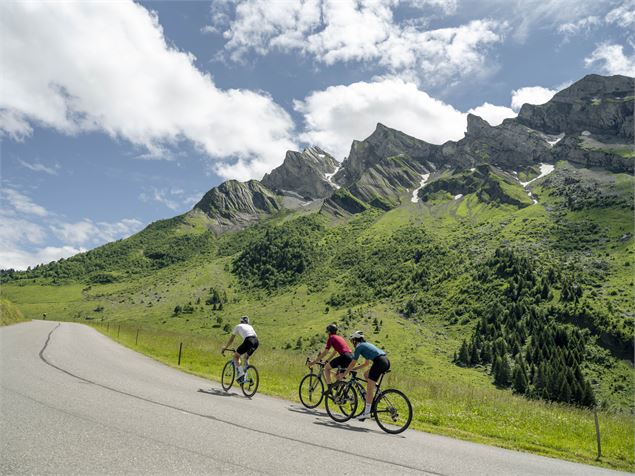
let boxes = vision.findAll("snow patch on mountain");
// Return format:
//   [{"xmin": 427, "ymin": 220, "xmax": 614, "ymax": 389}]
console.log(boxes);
[
  {"xmin": 411, "ymin": 173, "xmax": 430, "ymax": 203},
  {"xmin": 517, "ymin": 163, "xmax": 555, "ymax": 204},
  {"xmin": 325, "ymin": 165, "xmax": 341, "ymax": 190}
]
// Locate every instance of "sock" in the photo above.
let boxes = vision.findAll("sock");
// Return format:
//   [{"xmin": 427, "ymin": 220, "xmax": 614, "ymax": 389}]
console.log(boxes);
[{"xmin": 364, "ymin": 403, "xmax": 371, "ymax": 414}]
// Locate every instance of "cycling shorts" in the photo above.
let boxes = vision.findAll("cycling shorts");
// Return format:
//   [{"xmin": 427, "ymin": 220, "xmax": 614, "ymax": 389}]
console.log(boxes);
[
  {"xmin": 329, "ymin": 352, "xmax": 353, "ymax": 370},
  {"xmin": 236, "ymin": 336, "xmax": 259, "ymax": 356},
  {"xmin": 368, "ymin": 355, "xmax": 390, "ymax": 382}
]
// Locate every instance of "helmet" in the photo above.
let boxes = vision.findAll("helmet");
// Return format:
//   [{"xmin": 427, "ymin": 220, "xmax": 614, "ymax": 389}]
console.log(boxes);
[
  {"xmin": 240, "ymin": 315, "xmax": 249, "ymax": 324},
  {"xmin": 350, "ymin": 330, "xmax": 364, "ymax": 341},
  {"xmin": 326, "ymin": 324, "xmax": 338, "ymax": 334}
]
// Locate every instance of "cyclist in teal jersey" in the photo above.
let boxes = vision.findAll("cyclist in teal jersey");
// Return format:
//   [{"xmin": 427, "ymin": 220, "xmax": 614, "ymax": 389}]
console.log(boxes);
[{"xmin": 340, "ymin": 330, "xmax": 390, "ymax": 421}]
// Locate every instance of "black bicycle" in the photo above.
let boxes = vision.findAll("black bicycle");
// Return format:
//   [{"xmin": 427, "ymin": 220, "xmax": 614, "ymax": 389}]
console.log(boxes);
[
  {"xmin": 325, "ymin": 370, "xmax": 413, "ymax": 434},
  {"xmin": 221, "ymin": 349, "xmax": 259, "ymax": 397},
  {"xmin": 299, "ymin": 358, "xmax": 327, "ymax": 408}
]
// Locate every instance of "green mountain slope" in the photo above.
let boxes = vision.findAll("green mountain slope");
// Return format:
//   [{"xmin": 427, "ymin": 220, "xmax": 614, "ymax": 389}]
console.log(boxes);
[{"xmin": 2, "ymin": 74, "xmax": 633, "ymax": 469}]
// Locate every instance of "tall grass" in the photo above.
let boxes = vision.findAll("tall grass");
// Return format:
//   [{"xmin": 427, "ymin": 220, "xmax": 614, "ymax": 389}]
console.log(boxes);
[{"xmin": 90, "ymin": 321, "xmax": 634, "ymax": 471}]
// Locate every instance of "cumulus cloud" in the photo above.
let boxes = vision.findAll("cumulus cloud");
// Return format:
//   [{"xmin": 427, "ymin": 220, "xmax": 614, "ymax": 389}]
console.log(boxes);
[
  {"xmin": 584, "ymin": 43, "xmax": 635, "ymax": 76},
  {"xmin": 0, "ymin": 1, "xmax": 296, "ymax": 180},
  {"xmin": 294, "ymin": 78, "xmax": 467, "ymax": 160},
  {"xmin": 210, "ymin": 0, "xmax": 504, "ymax": 86},
  {"xmin": 467, "ymin": 103, "xmax": 516, "ymax": 126},
  {"xmin": 294, "ymin": 78, "xmax": 568, "ymax": 158},
  {"xmin": 510, "ymin": 86, "xmax": 558, "ymax": 112}
]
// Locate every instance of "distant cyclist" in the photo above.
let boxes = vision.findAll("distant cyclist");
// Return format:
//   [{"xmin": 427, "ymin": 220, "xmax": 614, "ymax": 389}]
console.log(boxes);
[
  {"xmin": 308, "ymin": 324, "xmax": 353, "ymax": 393},
  {"xmin": 340, "ymin": 330, "xmax": 390, "ymax": 421},
  {"xmin": 221, "ymin": 316, "xmax": 259, "ymax": 383}
]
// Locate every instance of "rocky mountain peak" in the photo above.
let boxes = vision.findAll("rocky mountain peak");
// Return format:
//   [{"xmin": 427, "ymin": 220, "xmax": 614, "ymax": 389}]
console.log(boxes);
[{"xmin": 261, "ymin": 146, "xmax": 339, "ymax": 200}]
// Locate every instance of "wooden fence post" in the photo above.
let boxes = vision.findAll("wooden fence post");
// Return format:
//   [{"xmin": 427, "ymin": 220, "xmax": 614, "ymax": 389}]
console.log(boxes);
[
  {"xmin": 117, "ymin": 325, "xmax": 120, "ymax": 338},
  {"xmin": 135, "ymin": 328, "xmax": 140, "ymax": 345},
  {"xmin": 594, "ymin": 408, "xmax": 602, "ymax": 460},
  {"xmin": 178, "ymin": 342, "xmax": 183, "ymax": 366},
  {"xmin": 107, "ymin": 322, "xmax": 110, "ymax": 333}
]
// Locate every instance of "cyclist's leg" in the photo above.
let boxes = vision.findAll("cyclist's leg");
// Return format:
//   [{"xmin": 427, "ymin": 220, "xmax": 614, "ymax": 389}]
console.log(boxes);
[{"xmin": 359, "ymin": 356, "xmax": 389, "ymax": 418}]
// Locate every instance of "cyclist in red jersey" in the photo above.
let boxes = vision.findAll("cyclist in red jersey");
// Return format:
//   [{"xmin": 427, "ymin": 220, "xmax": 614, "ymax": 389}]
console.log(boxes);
[{"xmin": 308, "ymin": 324, "xmax": 353, "ymax": 392}]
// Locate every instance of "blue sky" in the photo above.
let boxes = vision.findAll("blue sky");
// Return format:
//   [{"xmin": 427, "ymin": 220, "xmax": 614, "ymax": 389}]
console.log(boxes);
[{"xmin": 1, "ymin": 0, "xmax": 634, "ymax": 270}]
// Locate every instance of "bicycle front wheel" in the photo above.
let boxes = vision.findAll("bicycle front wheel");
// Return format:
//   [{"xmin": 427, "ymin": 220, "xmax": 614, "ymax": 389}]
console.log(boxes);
[
  {"xmin": 241, "ymin": 365, "xmax": 260, "ymax": 398},
  {"xmin": 373, "ymin": 389, "xmax": 412, "ymax": 434},
  {"xmin": 299, "ymin": 374, "xmax": 324, "ymax": 409},
  {"xmin": 221, "ymin": 360, "xmax": 235, "ymax": 391},
  {"xmin": 325, "ymin": 381, "xmax": 357, "ymax": 422}
]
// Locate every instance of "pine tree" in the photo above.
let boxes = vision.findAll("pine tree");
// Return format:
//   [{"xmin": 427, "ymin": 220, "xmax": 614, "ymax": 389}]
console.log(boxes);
[
  {"xmin": 458, "ymin": 340, "xmax": 470, "ymax": 366},
  {"xmin": 494, "ymin": 356, "xmax": 511, "ymax": 387}
]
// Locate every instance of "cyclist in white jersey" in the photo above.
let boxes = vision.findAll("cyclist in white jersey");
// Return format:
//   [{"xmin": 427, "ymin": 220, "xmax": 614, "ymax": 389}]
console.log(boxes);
[{"xmin": 221, "ymin": 316, "xmax": 259, "ymax": 382}]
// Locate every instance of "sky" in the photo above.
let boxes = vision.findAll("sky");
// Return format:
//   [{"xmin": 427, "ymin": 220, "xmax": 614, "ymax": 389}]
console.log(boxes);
[{"xmin": 1, "ymin": 0, "xmax": 634, "ymax": 270}]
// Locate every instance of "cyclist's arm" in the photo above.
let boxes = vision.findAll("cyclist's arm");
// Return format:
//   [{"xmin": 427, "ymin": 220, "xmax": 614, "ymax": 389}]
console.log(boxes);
[
  {"xmin": 352, "ymin": 359, "xmax": 371, "ymax": 371},
  {"xmin": 309, "ymin": 348, "xmax": 331, "ymax": 366},
  {"xmin": 221, "ymin": 334, "xmax": 235, "ymax": 353}
]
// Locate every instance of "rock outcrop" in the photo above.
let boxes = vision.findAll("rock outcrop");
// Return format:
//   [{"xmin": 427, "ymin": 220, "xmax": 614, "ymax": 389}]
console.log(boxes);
[
  {"xmin": 192, "ymin": 180, "xmax": 280, "ymax": 233},
  {"xmin": 262, "ymin": 146, "xmax": 339, "ymax": 200}
]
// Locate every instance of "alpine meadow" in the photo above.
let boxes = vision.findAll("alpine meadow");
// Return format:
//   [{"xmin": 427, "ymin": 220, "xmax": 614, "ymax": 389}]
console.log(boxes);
[{"xmin": 2, "ymin": 74, "xmax": 634, "ymax": 470}]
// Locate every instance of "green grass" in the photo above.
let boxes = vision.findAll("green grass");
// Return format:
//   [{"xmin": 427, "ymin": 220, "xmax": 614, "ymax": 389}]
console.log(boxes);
[
  {"xmin": 70, "ymin": 319, "xmax": 634, "ymax": 471},
  {"xmin": 2, "ymin": 162, "xmax": 633, "ymax": 471},
  {"xmin": 0, "ymin": 298, "xmax": 28, "ymax": 326}
]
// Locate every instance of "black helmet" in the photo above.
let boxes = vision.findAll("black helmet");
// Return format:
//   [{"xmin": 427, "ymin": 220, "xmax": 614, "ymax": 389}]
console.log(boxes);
[{"xmin": 326, "ymin": 324, "xmax": 338, "ymax": 334}]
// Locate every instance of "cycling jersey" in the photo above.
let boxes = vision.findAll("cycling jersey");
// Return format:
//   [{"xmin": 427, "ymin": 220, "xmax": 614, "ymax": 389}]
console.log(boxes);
[
  {"xmin": 352, "ymin": 342, "xmax": 386, "ymax": 361},
  {"xmin": 232, "ymin": 323, "xmax": 257, "ymax": 339},
  {"xmin": 325, "ymin": 334, "xmax": 351, "ymax": 355}
]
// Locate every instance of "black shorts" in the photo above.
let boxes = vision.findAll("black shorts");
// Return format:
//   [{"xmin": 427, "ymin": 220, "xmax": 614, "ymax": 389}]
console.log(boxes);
[
  {"xmin": 329, "ymin": 352, "xmax": 353, "ymax": 370},
  {"xmin": 236, "ymin": 336, "xmax": 259, "ymax": 356},
  {"xmin": 368, "ymin": 355, "xmax": 390, "ymax": 382}
]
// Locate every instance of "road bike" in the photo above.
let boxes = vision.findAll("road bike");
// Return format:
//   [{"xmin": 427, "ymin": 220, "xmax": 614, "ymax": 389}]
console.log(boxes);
[
  {"xmin": 299, "ymin": 358, "xmax": 327, "ymax": 408},
  {"xmin": 325, "ymin": 369, "xmax": 413, "ymax": 434},
  {"xmin": 221, "ymin": 349, "xmax": 259, "ymax": 397}
]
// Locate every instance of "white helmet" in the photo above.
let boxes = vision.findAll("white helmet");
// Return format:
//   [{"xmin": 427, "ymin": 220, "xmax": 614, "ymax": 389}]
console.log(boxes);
[
  {"xmin": 240, "ymin": 315, "xmax": 249, "ymax": 324},
  {"xmin": 350, "ymin": 330, "xmax": 364, "ymax": 340}
]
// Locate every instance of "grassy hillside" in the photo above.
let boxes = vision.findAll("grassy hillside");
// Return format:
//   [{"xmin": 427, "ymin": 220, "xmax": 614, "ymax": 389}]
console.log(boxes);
[
  {"xmin": 2, "ymin": 162, "xmax": 633, "ymax": 470},
  {"xmin": 0, "ymin": 298, "xmax": 27, "ymax": 326}
]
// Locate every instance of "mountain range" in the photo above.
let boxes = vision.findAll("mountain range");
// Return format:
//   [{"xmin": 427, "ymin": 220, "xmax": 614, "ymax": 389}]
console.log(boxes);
[{"xmin": 3, "ymin": 74, "xmax": 634, "ymax": 416}]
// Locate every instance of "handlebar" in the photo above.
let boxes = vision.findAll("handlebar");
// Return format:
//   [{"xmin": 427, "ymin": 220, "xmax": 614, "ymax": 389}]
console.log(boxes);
[
  {"xmin": 222, "ymin": 348, "xmax": 236, "ymax": 354},
  {"xmin": 305, "ymin": 357, "xmax": 326, "ymax": 367}
]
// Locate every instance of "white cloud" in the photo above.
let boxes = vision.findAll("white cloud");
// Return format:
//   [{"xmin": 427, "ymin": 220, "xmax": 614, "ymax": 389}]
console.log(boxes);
[
  {"xmin": 17, "ymin": 159, "xmax": 60, "ymax": 175},
  {"xmin": 51, "ymin": 218, "xmax": 144, "ymax": 246},
  {"xmin": 139, "ymin": 188, "xmax": 201, "ymax": 211},
  {"xmin": 605, "ymin": 1, "xmax": 635, "ymax": 29},
  {"xmin": 584, "ymin": 43, "xmax": 635, "ymax": 76},
  {"xmin": 0, "ymin": 1, "xmax": 296, "ymax": 180},
  {"xmin": 558, "ymin": 16, "xmax": 601, "ymax": 38},
  {"xmin": 2, "ymin": 188, "xmax": 49, "ymax": 217},
  {"xmin": 467, "ymin": 103, "xmax": 516, "ymax": 126},
  {"xmin": 294, "ymin": 78, "xmax": 467, "ymax": 160},
  {"xmin": 211, "ymin": 1, "xmax": 504, "ymax": 86},
  {"xmin": 0, "ymin": 246, "xmax": 86, "ymax": 271},
  {"xmin": 510, "ymin": 86, "xmax": 558, "ymax": 112}
]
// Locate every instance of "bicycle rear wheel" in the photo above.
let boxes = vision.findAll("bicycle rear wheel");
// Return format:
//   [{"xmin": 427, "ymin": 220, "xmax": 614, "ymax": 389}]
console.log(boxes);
[
  {"xmin": 299, "ymin": 374, "xmax": 324, "ymax": 409},
  {"xmin": 241, "ymin": 365, "xmax": 260, "ymax": 397},
  {"xmin": 325, "ymin": 381, "xmax": 357, "ymax": 422},
  {"xmin": 373, "ymin": 389, "xmax": 412, "ymax": 434},
  {"xmin": 221, "ymin": 360, "xmax": 235, "ymax": 391}
]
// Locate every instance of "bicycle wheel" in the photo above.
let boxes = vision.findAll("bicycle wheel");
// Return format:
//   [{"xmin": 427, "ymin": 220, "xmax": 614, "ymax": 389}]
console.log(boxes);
[
  {"xmin": 241, "ymin": 365, "xmax": 260, "ymax": 398},
  {"xmin": 352, "ymin": 383, "xmax": 366, "ymax": 417},
  {"xmin": 325, "ymin": 381, "xmax": 357, "ymax": 422},
  {"xmin": 373, "ymin": 389, "xmax": 413, "ymax": 434},
  {"xmin": 221, "ymin": 360, "xmax": 235, "ymax": 391},
  {"xmin": 299, "ymin": 374, "xmax": 324, "ymax": 409}
]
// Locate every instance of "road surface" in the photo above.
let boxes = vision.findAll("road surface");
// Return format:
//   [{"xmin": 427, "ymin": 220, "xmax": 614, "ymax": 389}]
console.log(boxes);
[{"xmin": 0, "ymin": 321, "xmax": 629, "ymax": 475}]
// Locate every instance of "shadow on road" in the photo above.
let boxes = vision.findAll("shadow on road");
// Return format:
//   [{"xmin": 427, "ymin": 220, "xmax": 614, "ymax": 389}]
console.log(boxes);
[
  {"xmin": 313, "ymin": 418, "xmax": 372, "ymax": 433},
  {"xmin": 287, "ymin": 405, "xmax": 329, "ymax": 418},
  {"xmin": 198, "ymin": 388, "xmax": 237, "ymax": 398}
]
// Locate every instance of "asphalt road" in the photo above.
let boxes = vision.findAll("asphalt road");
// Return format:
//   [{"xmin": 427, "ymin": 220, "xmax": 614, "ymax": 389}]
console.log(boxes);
[{"xmin": 0, "ymin": 321, "xmax": 629, "ymax": 475}]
